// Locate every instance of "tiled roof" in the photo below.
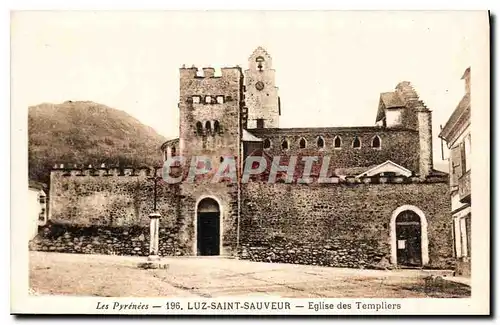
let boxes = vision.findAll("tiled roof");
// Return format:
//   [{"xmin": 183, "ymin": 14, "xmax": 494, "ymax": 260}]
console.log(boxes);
[
  {"xmin": 439, "ymin": 93, "xmax": 470, "ymax": 142},
  {"xmin": 243, "ymin": 150, "xmax": 383, "ymax": 182},
  {"xmin": 249, "ymin": 126, "xmax": 415, "ymax": 136},
  {"xmin": 380, "ymin": 92, "xmax": 405, "ymax": 108}
]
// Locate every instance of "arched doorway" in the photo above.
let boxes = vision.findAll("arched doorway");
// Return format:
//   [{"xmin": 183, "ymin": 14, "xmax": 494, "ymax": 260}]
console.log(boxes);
[
  {"xmin": 395, "ymin": 211, "xmax": 422, "ymax": 266},
  {"xmin": 196, "ymin": 198, "xmax": 220, "ymax": 256},
  {"xmin": 390, "ymin": 205, "xmax": 429, "ymax": 267}
]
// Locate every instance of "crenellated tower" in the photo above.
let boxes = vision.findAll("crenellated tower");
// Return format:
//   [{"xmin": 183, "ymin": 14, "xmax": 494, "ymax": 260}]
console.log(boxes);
[
  {"xmin": 178, "ymin": 66, "xmax": 244, "ymax": 177},
  {"xmin": 244, "ymin": 47, "xmax": 281, "ymax": 129}
]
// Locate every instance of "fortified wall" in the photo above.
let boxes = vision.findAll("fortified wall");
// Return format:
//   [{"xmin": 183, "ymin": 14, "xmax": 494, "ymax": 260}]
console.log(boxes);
[
  {"xmin": 31, "ymin": 165, "xmax": 452, "ymax": 269},
  {"xmin": 238, "ymin": 175, "xmax": 453, "ymax": 269},
  {"xmin": 31, "ymin": 165, "xmax": 241, "ymax": 257},
  {"xmin": 30, "ymin": 51, "xmax": 452, "ymax": 270},
  {"xmin": 31, "ymin": 165, "xmax": 183, "ymax": 257}
]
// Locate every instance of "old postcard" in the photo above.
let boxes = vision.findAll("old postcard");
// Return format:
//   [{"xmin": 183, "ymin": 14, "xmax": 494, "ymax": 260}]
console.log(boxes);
[{"xmin": 11, "ymin": 10, "xmax": 490, "ymax": 315}]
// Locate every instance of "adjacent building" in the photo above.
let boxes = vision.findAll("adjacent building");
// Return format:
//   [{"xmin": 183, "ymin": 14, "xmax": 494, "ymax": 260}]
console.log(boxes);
[
  {"xmin": 439, "ymin": 67, "xmax": 471, "ymax": 276},
  {"xmin": 28, "ymin": 180, "xmax": 48, "ymax": 240}
]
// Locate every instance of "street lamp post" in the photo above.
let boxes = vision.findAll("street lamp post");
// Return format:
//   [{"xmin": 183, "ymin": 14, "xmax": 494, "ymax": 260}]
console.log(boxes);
[{"xmin": 147, "ymin": 167, "xmax": 162, "ymax": 261}]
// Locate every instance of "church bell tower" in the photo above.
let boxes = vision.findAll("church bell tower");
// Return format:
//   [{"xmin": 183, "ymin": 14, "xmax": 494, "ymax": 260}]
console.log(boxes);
[{"xmin": 244, "ymin": 47, "xmax": 281, "ymax": 129}]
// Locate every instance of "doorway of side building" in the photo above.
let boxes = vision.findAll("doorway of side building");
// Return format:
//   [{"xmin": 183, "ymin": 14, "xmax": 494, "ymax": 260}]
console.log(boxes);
[
  {"xmin": 395, "ymin": 210, "xmax": 422, "ymax": 267},
  {"xmin": 196, "ymin": 198, "xmax": 221, "ymax": 256}
]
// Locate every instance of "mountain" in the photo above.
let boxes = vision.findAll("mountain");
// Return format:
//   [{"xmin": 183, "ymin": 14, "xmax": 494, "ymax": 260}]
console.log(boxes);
[{"xmin": 28, "ymin": 101, "xmax": 168, "ymax": 185}]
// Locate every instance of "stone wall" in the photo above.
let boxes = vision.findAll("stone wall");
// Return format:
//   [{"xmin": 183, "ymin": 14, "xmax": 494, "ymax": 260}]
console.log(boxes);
[
  {"xmin": 250, "ymin": 127, "xmax": 420, "ymax": 173},
  {"xmin": 49, "ymin": 167, "xmax": 180, "ymax": 227},
  {"xmin": 176, "ymin": 182, "xmax": 240, "ymax": 256},
  {"xmin": 44, "ymin": 166, "xmax": 241, "ymax": 257},
  {"xmin": 30, "ymin": 222, "xmax": 179, "ymax": 256},
  {"xmin": 239, "ymin": 180, "xmax": 453, "ymax": 269},
  {"xmin": 178, "ymin": 66, "xmax": 243, "ymax": 173},
  {"xmin": 44, "ymin": 162, "xmax": 453, "ymax": 270},
  {"xmin": 175, "ymin": 67, "xmax": 244, "ymax": 256}
]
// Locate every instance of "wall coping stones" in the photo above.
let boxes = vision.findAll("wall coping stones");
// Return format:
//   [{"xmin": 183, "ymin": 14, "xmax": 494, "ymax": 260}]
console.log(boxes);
[
  {"xmin": 246, "ymin": 174, "xmax": 447, "ymax": 186},
  {"xmin": 53, "ymin": 166, "xmax": 163, "ymax": 178}
]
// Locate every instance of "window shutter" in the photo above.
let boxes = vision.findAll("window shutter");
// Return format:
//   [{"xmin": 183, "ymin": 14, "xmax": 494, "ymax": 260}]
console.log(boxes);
[
  {"xmin": 450, "ymin": 146, "xmax": 462, "ymax": 189},
  {"xmin": 460, "ymin": 142, "xmax": 467, "ymax": 175}
]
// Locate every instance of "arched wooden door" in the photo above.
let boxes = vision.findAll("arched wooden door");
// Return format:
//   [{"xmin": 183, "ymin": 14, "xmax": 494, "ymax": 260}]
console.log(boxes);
[
  {"xmin": 395, "ymin": 210, "xmax": 422, "ymax": 267},
  {"xmin": 197, "ymin": 198, "xmax": 220, "ymax": 256}
]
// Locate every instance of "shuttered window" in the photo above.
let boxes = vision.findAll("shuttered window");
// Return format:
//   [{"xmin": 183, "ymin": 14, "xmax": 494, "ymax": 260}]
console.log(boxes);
[
  {"xmin": 450, "ymin": 145, "xmax": 462, "ymax": 189},
  {"xmin": 464, "ymin": 134, "xmax": 471, "ymax": 172}
]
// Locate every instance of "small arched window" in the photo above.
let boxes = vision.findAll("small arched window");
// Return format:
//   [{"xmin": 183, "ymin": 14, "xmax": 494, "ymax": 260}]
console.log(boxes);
[
  {"xmin": 371, "ymin": 135, "xmax": 381, "ymax": 149},
  {"xmin": 281, "ymin": 139, "xmax": 289, "ymax": 150},
  {"xmin": 334, "ymin": 136, "xmax": 342, "ymax": 149},
  {"xmin": 263, "ymin": 139, "xmax": 271, "ymax": 149},
  {"xmin": 299, "ymin": 138, "xmax": 307, "ymax": 149},
  {"xmin": 192, "ymin": 96, "xmax": 201, "ymax": 104},
  {"xmin": 214, "ymin": 120, "xmax": 220, "ymax": 134},
  {"xmin": 317, "ymin": 136, "xmax": 325, "ymax": 149},
  {"xmin": 256, "ymin": 56, "xmax": 265, "ymax": 71},
  {"xmin": 196, "ymin": 122, "xmax": 203, "ymax": 135},
  {"xmin": 205, "ymin": 121, "xmax": 212, "ymax": 132},
  {"xmin": 352, "ymin": 136, "xmax": 361, "ymax": 149},
  {"xmin": 205, "ymin": 96, "xmax": 212, "ymax": 104}
]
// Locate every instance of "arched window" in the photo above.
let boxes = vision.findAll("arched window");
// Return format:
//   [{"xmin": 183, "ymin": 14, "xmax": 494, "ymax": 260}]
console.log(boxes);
[
  {"xmin": 196, "ymin": 122, "xmax": 203, "ymax": 135},
  {"xmin": 263, "ymin": 139, "xmax": 271, "ymax": 149},
  {"xmin": 299, "ymin": 138, "xmax": 307, "ymax": 149},
  {"xmin": 352, "ymin": 136, "xmax": 361, "ymax": 149},
  {"xmin": 334, "ymin": 136, "xmax": 342, "ymax": 149},
  {"xmin": 193, "ymin": 96, "xmax": 201, "ymax": 104},
  {"xmin": 371, "ymin": 135, "xmax": 381, "ymax": 149},
  {"xmin": 317, "ymin": 136, "xmax": 325, "ymax": 149},
  {"xmin": 281, "ymin": 139, "xmax": 289, "ymax": 150},
  {"xmin": 205, "ymin": 121, "xmax": 212, "ymax": 132},
  {"xmin": 256, "ymin": 56, "xmax": 265, "ymax": 71},
  {"xmin": 214, "ymin": 120, "xmax": 220, "ymax": 134},
  {"xmin": 205, "ymin": 96, "xmax": 212, "ymax": 104}
]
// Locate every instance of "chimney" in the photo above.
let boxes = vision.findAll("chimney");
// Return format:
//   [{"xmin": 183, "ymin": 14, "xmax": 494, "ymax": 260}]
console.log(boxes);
[
  {"xmin": 418, "ymin": 109, "xmax": 433, "ymax": 179},
  {"xmin": 203, "ymin": 68, "xmax": 215, "ymax": 78}
]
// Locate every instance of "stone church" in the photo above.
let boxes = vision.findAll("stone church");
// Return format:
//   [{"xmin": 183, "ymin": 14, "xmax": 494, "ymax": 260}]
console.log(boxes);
[{"xmin": 42, "ymin": 47, "xmax": 453, "ymax": 270}]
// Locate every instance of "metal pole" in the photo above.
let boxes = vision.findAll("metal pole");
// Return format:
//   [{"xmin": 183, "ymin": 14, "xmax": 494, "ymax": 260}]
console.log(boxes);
[
  {"xmin": 147, "ymin": 167, "xmax": 161, "ymax": 261},
  {"xmin": 153, "ymin": 175, "xmax": 157, "ymax": 212},
  {"xmin": 440, "ymin": 124, "xmax": 445, "ymax": 160}
]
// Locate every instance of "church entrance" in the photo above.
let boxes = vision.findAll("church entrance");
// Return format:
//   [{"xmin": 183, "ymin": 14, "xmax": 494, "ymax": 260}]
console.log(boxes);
[
  {"xmin": 196, "ymin": 198, "xmax": 220, "ymax": 256},
  {"xmin": 395, "ymin": 210, "xmax": 422, "ymax": 267}
]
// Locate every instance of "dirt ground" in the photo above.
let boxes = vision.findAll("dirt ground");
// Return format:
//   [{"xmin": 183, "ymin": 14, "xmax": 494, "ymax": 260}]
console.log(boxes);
[{"xmin": 29, "ymin": 251, "xmax": 470, "ymax": 298}]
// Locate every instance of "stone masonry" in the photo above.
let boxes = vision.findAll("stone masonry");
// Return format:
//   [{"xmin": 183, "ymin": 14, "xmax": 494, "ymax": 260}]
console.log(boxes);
[
  {"xmin": 31, "ymin": 47, "xmax": 454, "ymax": 270},
  {"xmin": 239, "ymin": 180, "xmax": 452, "ymax": 269}
]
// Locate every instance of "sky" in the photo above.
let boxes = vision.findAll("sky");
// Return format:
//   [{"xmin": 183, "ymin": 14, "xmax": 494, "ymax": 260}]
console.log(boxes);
[{"xmin": 11, "ymin": 11, "xmax": 486, "ymax": 169}]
